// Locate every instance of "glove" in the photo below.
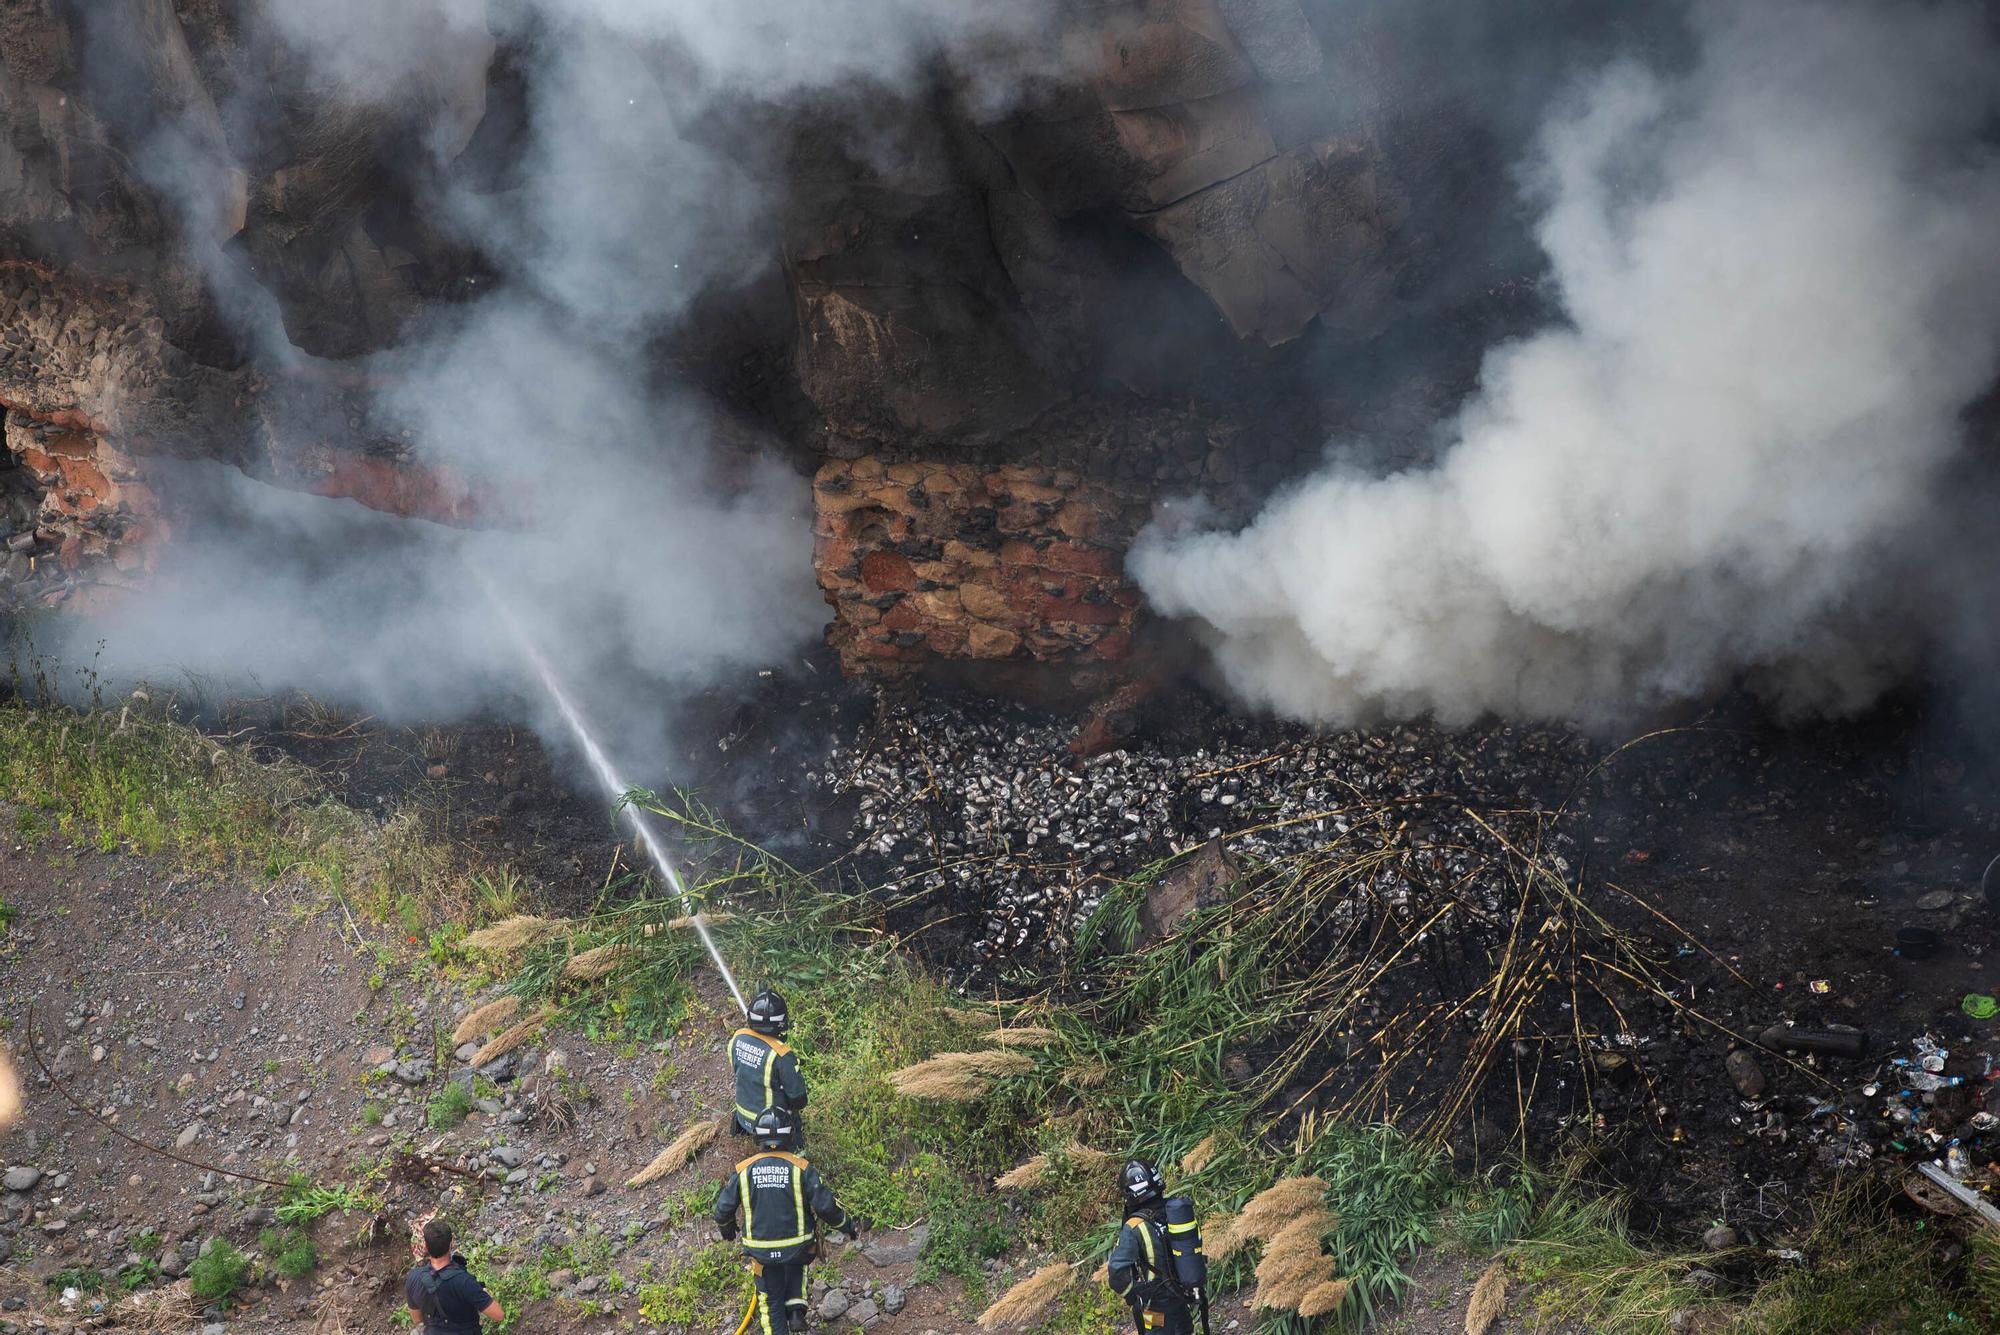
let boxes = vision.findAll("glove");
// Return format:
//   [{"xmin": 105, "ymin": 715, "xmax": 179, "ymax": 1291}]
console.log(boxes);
[
  {"xmin": 718, "ymin": 1219, "xmax": 738, "ymax": 1243},
  {"xmin": 844, "ymin": 1216, "xmax": 872, "ymax": 1236}
]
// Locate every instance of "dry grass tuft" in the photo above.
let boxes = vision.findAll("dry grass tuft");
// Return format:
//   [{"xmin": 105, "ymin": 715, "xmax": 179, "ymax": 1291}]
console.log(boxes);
[
  {"xmin": 1253, "ymin": 1249, "xmax": 1333, "ymax": 1311},
  {"xmin": 1203, "ymin": 1213, "xmax": 1246, "ymax": 1263},
  {"xmin": 993, "ymin": 1143, "xmax": 1109, "ymax": 1190},
  {"xmin": 660, "ymin": 912, "xmax": 733, "ymax": 932},
  {"xmin": 1235, "ymin": 1176, "xmax": 1331, "ymax": 1241},
  {"xmin": 1299, "ymin": 1279, "xmax": 1352, "ymax": 1319},
  {"xmin": 985, "ymin": 1026, "xmax": 1058, "ymax": 1048},
  {"xmin": 470, "ymin": 1012, "xmax": 547, "ymax": 1067},
  {"xmin": 977, "ymin": 1263, "xmax": 1074, "ymax": 1329},
  {"xmin": 560, "ymin": 943, "xmax": 640, "ymax": 982},
  {"xmin": 450, "ymin": 996, "xmax": 521, "ymax": 1044},
  {"xmin": 1180, "ymin": 1133, "xmax": 1221, "ymax": 1176},
  {"xmin": 995, "ymin": 1156, "xmax": 1050, "ymax": 1190},
  {"xmin": 1465, "ymin": 1262, "xmax": 1507, "ymax": 1335},
  {"xmin": 889, "ymin": 1049, "xmax": 1035, "ymax": 1101},
  {"xmin": 627, "ymin": 1115, "xmax": 726, "ymax": 1187},
  {"xmin": 1251, "ymin": 1209, "xmax": 1340, "ymax": 1313},
  {"xmin": 939, "ymin": 1006, "xmax": 1004, "ymax": 1030},
  {"xmin": 461, "ymin": 915, "xmax": 569, "ymax": 955}
]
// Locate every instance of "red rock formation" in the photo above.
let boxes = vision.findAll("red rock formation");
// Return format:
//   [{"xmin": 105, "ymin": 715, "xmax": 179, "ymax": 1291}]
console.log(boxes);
[{"xmin": 814, "ymin": 458, "xmax": 1148, "ymax": 695}]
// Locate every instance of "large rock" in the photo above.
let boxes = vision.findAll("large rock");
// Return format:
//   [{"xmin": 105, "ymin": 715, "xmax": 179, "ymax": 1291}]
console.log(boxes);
[
  {"xmin": 814, "ymin": 458, "xmax": 1146, "ymax": 694},
  {"xmin": 1131, "ymin": 141, "xmax": 1404, "ymax": 345}
]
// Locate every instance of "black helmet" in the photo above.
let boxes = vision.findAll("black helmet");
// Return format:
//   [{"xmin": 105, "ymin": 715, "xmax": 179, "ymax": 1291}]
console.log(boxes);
[
  {"xmin": 752, "ymin": 1106, "xmax": 797, "ymax": 1151},
  {"xmin": 1120, "ymin": 1158, "xmax": 1165, "ymax": 1209},
  {"xmin": 747, "ymin": 988, "xmax": 789, "ymax": 1037}
]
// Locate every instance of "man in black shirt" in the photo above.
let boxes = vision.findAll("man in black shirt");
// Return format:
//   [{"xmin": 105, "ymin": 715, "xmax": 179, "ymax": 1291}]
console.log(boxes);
[{"xmin": 405, "ymin": 1218, "xmax": 504, "ymax": 1334}]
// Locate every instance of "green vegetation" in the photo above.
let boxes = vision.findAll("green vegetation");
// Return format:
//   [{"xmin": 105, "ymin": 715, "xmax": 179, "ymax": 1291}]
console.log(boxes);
[
  {"xmin": 45, "ymin": 1266, "xmax": 105, "ymax": 1294},
  {"xmin": 634, "ymin": 1243, "xmax": 749, "ymax": 1327},
  {"xmin": 128, "ymin": 1230, "xmax": 163, "ymax": 1256},
  {"xmin": 116, "ymin": 1257, "xmax": 161, "ymax": 1291},
  {"xmin": 426, "ymin": 1080, "xmax": 476, "ymax": 1129},
  {"xmin": 8, "ymin": 699, "xmax": 1994, "ymax": 1332},
  {"xmin": 259, "ymin": 1226, "xmax": 319, "ymax": 1279},
  {"xmin": 0, "ymin": 692, "xmax": 504, "ymax": 928},
  {"xmin": 276, "ymin": 1177, "xmax": 380, "ymax": 1226},
  {"xmin": 189, "ymin": 1239, "xmax": 253, "ymax": 1303}
]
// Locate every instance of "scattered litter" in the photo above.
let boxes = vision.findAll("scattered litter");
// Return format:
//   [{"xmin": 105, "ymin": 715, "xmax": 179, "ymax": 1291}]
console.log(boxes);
[
  {"xmin": 1809, "ymin": 979, "xmax": 1831, "ymax": 994},
  {"xmin": 1963, "ymin": 993, "xmax": 1999, "ymax": 1020}
]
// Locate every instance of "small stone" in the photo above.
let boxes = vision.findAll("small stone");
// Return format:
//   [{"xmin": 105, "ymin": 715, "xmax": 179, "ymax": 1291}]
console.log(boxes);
[
  {"xmin": 882, "ymin": 1285, "xmax": 906, "ymax": 1315},
  {"xmin": 1917, "ymin": 889, "xmax": 1955, "ymax": 911},
  {"xmin": 1703, "ymin": 1225, "xmax": 1739, "ymax": 1251},
  {"xmin": 490, "ymin": 1146, "xmax": 526, "ymax": 1168},
  {"xmin": 849, "ymin": 1298, "xmax": 880, "ymax": 1325},
  {"xmin": 862, "ymin": 1222, "xmax": 928, "ymax": 1267},
  {"xmin": 819, "ymin": 1290, "xmax": 852, "ymax": 1320},
  {"xmin": 577, "ymin": 1275, "xmax": 603, "ymax": 1294},
  {"xmin": 1, "ymin": 1168, "xmax": 42, "ymax": 1193},
  {"xmin": 582, "ymin": 1177, "xmax": 605, "ymax": 1198},
  {"xmin": 1724, "ymin": 1050, "xmax": 1767, "ymax": 1100},
  {"xmin": 175, "ymin": 1123, "xmax": 202, "ymax": 1149}
]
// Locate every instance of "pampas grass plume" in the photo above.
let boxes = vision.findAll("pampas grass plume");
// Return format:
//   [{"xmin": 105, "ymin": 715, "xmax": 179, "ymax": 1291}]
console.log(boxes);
[
  {"xmin": 978, "ymin": 1263, "xmax": 1074, "ymax": 1329},
  {"xmin": 451, "ymin": 996, "xmax": 521, "ymax": 1044},
  {"xmin": 628, "ymin": 1115, "xmax": 726, "ymax": 1187}
]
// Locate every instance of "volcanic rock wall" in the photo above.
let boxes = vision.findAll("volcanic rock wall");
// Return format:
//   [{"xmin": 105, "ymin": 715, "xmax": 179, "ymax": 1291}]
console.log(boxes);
[
  {"xmin": 814, "ymin": 458, "xmax": 1147, "ymax": 695},
  {"xmin": 0, "ymin": 0, "xmax": 1542, "ymax": 692}
]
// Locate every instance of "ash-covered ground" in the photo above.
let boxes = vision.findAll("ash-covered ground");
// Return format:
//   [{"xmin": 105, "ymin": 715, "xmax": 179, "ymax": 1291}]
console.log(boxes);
[{"xmin": 250, "ymin": 672, "xmax": 2000, "ymax": 1240}]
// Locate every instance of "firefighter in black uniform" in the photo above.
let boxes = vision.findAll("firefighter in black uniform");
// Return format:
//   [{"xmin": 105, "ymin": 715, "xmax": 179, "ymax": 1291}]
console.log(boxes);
[
  {"xmin": 730, "ymin": 988, "xmax": 808, "ymax": 1144},
  {"xmin": 1106, "ymin": 1159, "xmax": 1196, "ymax": 1334},
  {"xmin": 714, "ymin": 1107, "xmax": 869, "ymax": 1334}
]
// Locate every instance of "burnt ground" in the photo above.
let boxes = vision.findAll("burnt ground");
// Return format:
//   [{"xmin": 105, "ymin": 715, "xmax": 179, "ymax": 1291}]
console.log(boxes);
[{"xmin": 156, "ymin": 674, "xmax": 2000, "ymax": 1247}]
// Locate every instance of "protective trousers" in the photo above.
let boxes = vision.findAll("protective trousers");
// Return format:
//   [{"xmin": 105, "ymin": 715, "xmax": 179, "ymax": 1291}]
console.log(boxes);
[
  {"xmin": 1129, "ymin": 1292, "xmax": 1195, "ymax": 1335},
  {"xmin": 752, "ymin": 1260, "xmax": 807, "ymax": 1334}
]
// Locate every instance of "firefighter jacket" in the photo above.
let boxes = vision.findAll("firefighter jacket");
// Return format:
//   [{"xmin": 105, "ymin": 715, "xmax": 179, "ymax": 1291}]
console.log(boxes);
[
  {"xmin": 1107, "ymin": 1208, "xmax": 1180, "ymax": 1304},
  {"xmin": 729, "ymin": 1028, "xmax": 808, "ymax": 1132},
  {"xmin": 713, "ymin": 1151, "xmax": 852, "ymax": 1265}
]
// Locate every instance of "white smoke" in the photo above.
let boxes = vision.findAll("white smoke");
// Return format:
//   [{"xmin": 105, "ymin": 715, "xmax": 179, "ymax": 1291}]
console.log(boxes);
[
  {"xmin": 48, "ymin": 0, "xmax": 1053, "ymax": 769},
  {"xmin": 1130, "ymin": 0, "xmax": 2000, "ymax": 728}
]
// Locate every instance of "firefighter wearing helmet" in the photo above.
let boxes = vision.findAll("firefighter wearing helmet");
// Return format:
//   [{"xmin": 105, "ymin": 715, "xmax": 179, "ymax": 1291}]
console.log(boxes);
[
  {"xmin": 730, "ymin": 988, "xmax": 808, "ymax": 1146},
  {"xmin": 713, "ymin": 1107, "xmax": 868, "ymax": 1334},
  {"xmin": 1107, "ymin": 1158, "xmax": 1207, "ymax": 1335}
]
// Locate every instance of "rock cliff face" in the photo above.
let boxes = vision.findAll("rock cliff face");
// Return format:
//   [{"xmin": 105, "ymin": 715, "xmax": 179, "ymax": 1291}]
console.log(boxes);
[
  {"xmin": 814, "ymin": 457, "xmax": 1146, "ymax": 695},
  {"xmin": 0, "ymin": 0, "xmax": 1544, "ymax": 696}
]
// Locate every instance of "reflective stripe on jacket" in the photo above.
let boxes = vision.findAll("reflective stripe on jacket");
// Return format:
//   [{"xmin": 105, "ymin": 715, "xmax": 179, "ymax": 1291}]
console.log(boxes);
[
  {"xmin": 730, "ymin": 1029, "xmax": 807, "ymax": 1129},
  {"xmin": 713, "ymin": 1151, "xmax": 850, "ymax": 1264},
  {"xmin": 1107, "ymin": 1212, "xmax": 1167, "ymax": 1299}
]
